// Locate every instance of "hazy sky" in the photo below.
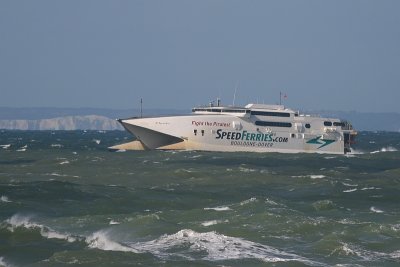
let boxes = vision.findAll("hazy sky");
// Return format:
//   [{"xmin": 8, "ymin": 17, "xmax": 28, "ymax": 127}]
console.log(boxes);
[{"xmin": 1, "ymin": 0, "xmax": 399, "ymax": 112}]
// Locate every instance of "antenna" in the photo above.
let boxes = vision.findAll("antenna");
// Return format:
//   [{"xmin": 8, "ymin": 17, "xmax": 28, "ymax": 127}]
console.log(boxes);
[
  {"xmin": 233, "ymin": 81, "xmax": 239, "ymax": 106},
  {"xmin": 140, "ymin": 98, "xmax": 143, "ymax": 118}
]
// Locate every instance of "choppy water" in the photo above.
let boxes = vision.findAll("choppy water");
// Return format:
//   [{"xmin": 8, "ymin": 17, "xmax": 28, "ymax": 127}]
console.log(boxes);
[{"xmin": 0, "ymin": 130, "xmax": 400, "ymax": 266}]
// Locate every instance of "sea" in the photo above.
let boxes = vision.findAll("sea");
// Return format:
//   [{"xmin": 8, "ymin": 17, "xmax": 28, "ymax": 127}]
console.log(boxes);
[{"xmin": 0, "ymin": 130, "xmax": 399, "ymax": 267}]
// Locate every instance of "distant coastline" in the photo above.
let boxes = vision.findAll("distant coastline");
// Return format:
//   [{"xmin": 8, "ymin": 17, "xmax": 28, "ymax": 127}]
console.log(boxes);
[{"xmin": 0, "ymin": 107, "xmax": 399, "ymax": 132}]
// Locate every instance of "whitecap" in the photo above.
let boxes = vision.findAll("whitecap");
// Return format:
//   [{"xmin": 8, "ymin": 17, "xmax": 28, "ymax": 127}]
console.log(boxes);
[
  {"xmin": 0, "ymin": 144, "xmax": 11, "ymax": 149},
  {"xmin": 4, "ymin": 214, "xmax": 77, "ymax": 242},
  {"xmin": 370, "ymin": 206, "xmax": 384, "ymax": 213},
  {"xmin": 0, "ymin": 195, "xmax": 11, "ymax": 203},
  {"xmin": 109, "ymin": 220, "xmax": 120, "ymax": 225},
  {"xmin": 189, "ymin": 155, "xmax": 202, "ymax": 159},
  {"xmin": 59, "ymin": 160, "xmax": 70, "ymax": 165},
  {"xmin": 51, "ymin": 144, "xmax": 63, "ymax": 148},
  {"xmin": 86, "ymin": 230, "xmax": 138, "ymax": 252},
  {"xmin": 343, "ymin": 188, "xmax": 357, "ymax": 193},
  {"xmin": 371, "ymin": 146, "xmax": 398, "ymax": 154},
  {"xmin": 16, "ymin": 145, "xmax": 27, "ymax": 152},
  {"xmin": 93, "ymin": 139, "xmax": 101, "ymax": 145},
  {"xmin": 381, "ymin": 146, "xmax": 398, "ymax": 152},
  {"xmin": 334, "ymin": 242, "xmax": 399, "ymax": 261},
  {"xmin": 204, "ymin": 206, "xmax": 231, "ymax": 211},
  {"xmin": 342, "ymin": 182, "xmax": 358, "ymax": 187},
  {"xmin": 240, "ymin": 197, "xmax": 257, "ymax": 206},
  {"xmin": 310, "ymin": 175, "xmax": 326, "ymax": 179},
  {"xmin": 239, "ymin": 166, "xmax": 257, "ymax": 173},
  {"xmin": 124, "ymin": 229, "xmax": 321, "ymax": 265},
  {"xmin": 201, "ymin": 220, "xmax": 225, "ymax": 227},
  {"xmin": 0, "ymin": 257, "xmax": 12, "ymax": 267},
  {"xmin": 361, "ymin": 187, "xmax": 380, "ymax": 191}
]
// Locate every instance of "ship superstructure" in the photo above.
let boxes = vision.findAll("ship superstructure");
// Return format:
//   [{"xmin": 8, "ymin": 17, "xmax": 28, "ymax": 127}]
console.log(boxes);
[{"xmin": 112, "ymin": 102, "xmax": 356, "ymax": 154}]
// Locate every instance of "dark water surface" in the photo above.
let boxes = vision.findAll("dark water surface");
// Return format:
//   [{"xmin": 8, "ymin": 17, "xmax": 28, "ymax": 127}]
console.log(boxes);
[{"xmin": 0, "ymin": 130, "xmax": 399, "ymax": 266}]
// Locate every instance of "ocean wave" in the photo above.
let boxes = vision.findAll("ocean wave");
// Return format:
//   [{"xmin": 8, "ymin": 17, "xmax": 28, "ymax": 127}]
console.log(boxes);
[
  {"xmin": 240, "ymin": 197, "xmax": 257, "ymax": 206},
  {"xmin": 0, "ymin": 144, "xmax": 11, "ymax": 149},
  {"xmin": 370, "ymin": 206, "xmax": 384, "ymax": 213},
  {"xmin": 0, "ymin": 257, "xmax": 13, "ymax": 267},
  {"xmin": 0, "ymin": 195, "xmax": 11, "ymax": 203},
  {"xmin": 204, "ymin": 206, "xmax": 231, "ymax": 211},
  {"xmin": 201, "ymin": 220, "xmax": 227, "ymax": 227},
  {"xmin": 343, "ymin": 188, "xmax": 357, "ymax": 193},
  {"xmin": 370, "ymin": 146, "xmax": 398, "ymax": 154},
  {"xmin": 239, "ymin": 166, "xmax": 257, "ymax": 173},
  {"xmin": 124, "ymin": 229, "xmax": 323, "ymax": 265},
  {"xmin": 333, "ymin": 242, "xmax": 400, "ymax": 261},
  {"xmin": 16, "ymin": 145, "xmax": 27, "ymax": 152},
  {"xmin": 51, "ymin": 144, "xmax": 63, "ymax": 148},
  {"xmin": 291, "ymin": 175, "xmax": 326, "ymax": 179},
  {"xmin": 3, "ymin": 214, "xmax": 78, "ymax": 243},
  {"xmin": 86, "ymin": 230, "xmax": 138, "ymax": 252},
  {"xmin": 93, "ymin": 139, "xmax": 101, "ymax": 145}
]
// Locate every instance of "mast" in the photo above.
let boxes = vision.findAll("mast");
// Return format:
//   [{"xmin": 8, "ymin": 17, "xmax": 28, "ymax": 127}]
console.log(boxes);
[{"xmin": 140, "ymin": 98, "xmax": 143, "ymax": 118}]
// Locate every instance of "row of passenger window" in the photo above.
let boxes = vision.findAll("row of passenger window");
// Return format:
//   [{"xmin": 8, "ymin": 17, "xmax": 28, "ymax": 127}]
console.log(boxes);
[
  {"xmin": 251, "ymin": 111, "xmax": 290, "ymax": 117},
  {"xmin": 256, "ymin": 121, "xmax": 344, "ymax": 129},
  {"xmin": 324, "ymin": 121, "xmax": 345, "ymax": 127}
]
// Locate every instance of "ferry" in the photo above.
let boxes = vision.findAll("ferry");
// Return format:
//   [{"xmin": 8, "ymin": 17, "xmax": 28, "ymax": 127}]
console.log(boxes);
[{"xmin": 111, "ymin": 100, "xmax": 357, "ymax": 154}]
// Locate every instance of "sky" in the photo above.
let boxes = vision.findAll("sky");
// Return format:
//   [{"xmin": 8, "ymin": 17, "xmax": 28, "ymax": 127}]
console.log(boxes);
[{"xmin": 1, "ymin": 0, "xmax": 400, "ymax": 113}]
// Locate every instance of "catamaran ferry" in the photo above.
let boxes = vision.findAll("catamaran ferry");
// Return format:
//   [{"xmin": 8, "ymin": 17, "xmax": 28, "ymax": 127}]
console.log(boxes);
[{"xmin": 111, "ymin": 101, "xmax": 357, "ymax": 154}]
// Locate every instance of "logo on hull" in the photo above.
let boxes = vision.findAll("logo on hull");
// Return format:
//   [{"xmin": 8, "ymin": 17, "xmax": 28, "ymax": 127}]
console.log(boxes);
[{"xmin": 306, "ymin": 136, "xmax": 335, "ymax": 149}]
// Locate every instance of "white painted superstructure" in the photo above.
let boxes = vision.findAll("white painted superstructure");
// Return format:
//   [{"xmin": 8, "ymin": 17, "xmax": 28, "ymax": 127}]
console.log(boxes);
[{"xmin": 113, "ymin": 103, "xmax": 357, "ymax": 154}]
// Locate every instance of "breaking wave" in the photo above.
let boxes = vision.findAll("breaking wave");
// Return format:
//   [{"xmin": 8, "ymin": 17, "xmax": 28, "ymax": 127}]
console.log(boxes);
[
  {"xmin": 333, "ymin": 242, "xmax": 400, "ymax": 261},
  {"xmin": 122, "ymin": 229, "xmax": 322, "ymax": 265},
  {"xmin": 1, "ymin": 215, "xmax": 322, "ymax": 265},
  {"xmin": 3, "ymin": 214, "xmax": 78, "ymax": 243},
  {"xmin": 370, "ymin": 146, "xmax": 398, "ymax": 154}
]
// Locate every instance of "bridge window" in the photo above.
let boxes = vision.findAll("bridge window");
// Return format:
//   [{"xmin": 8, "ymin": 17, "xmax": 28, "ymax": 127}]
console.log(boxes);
[
  {"xmin": 251, "ymin": 111, "xmax": 290, "ymax": 117},
  {"xmin": 305, "ymin": 123, "xmax": 311, "ymax": 129},
  {"xmin": 333, "ymin": 122, "xmax": 345, "ymax": 127},
  {"xmin": 324, "ymin": 121, "xmax": 332, "ymax": 126},
  {"xmin": 255, "ymin": 121, "xmax": 292, "ymax": 128}
]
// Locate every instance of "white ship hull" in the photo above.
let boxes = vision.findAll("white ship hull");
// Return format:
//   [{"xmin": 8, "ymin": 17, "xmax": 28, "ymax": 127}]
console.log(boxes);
[{"xmin": 113, "ymin": 104, "xmax": 356, "ymax": 154}]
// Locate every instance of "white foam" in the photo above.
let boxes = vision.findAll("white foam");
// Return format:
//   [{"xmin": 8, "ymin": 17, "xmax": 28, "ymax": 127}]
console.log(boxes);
[
  {"xmin": 125, "ymin": 229, "xmax": 320, "ymax": 264},
  {"xmin": 343, "ymin": 188, "xmax": 357, "ymax": 193},
  {"xmin": 0, "ymin": 257, "xmax": 13, "ymax": 267},
  {"xmin": 0, "ymin": 144, "xmax": 11, "ymax": 149},
  {"xmin": 371, "ymin": 146, "xmax": 398, "ymax": 154},
  {"xmin": 0, "ymin": 195, "xmax": 11, "ymax": 203},
  {"xmin": 291, "ymin": 175, "xmax": 326, "ymax": 179},
  {"xmin": 239, "ymin": 166, "xmax": 257, "ymax": 173},
  {"xmin": 5, "ymin": 214, "xmax": 77, "ymax": 242},
  {"xmin": 336, "ymin": 242, "xmax": 400, "ymax": 261},
  {"xmin": 240, "ymin": 197, "xmax": 257, "ymax": 206},
  {"xmin": 16, "ymin": 145, "xmax": 27, "ymax": 152},
  {"xmin": 342, "ymin": 182, "xmax": 358, "ymax": 187},
  {"xmin": 310, "ymin": 175, "xmax": 326, "ymax": 179},
  {"xmin": 361, "ymin": 187, "xmax": 380, "ymax": 191},
  {"xmin": 51, "ymin": 144, "xmax": 63, "ymax": 148},
  {"xmin": 86, "ymin": 230, "xmax": 138, "ymax": 252},
  {"xmin": 109, "ymin": 220, "xmax": 120, "ymax": 225},
  {"xmin": 201, "ymin": 220, "xmax": 228, "ymax": 227},
  {"xmin": 59, "ymin": 160, "xmax": 70, "ymax": 165},
  {"xmin": 370, "ymin": 206, "xmax": 384, "ymax": 213},
  {"xmin": 204, "ymin": 206, "xmax": 231, "ymax": 211},
  {"xmin": 93, "ymin": 139, "xmax": 101, "ymax": 145}
]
